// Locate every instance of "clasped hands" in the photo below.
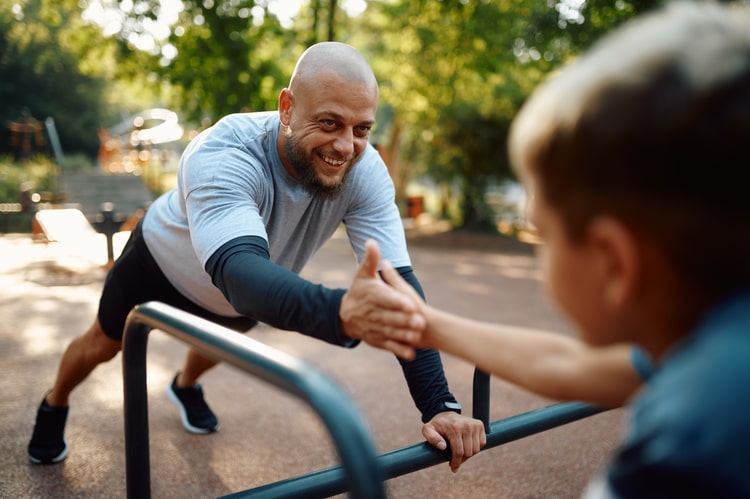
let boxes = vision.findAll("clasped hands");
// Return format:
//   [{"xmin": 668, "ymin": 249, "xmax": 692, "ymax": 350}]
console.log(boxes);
[
  {"xmin": 339, "ymin": 239, "xmax": 425, "ymax": 359},
  {"xmin": 339, "ymin": 240, "xmax": 485, "ymax": 472}
]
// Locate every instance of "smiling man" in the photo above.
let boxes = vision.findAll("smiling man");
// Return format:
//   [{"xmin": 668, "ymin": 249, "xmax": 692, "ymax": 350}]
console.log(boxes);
[
  {"xmin": 278, "ymin": 45, "xmax": 378, "ymax": 198},
  {"xmin": 28, "ymin": 42, "xmax": 485, "ymax": 474}
]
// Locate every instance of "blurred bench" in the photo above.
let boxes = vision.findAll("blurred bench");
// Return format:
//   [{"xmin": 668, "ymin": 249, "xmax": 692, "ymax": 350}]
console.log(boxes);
[{"xmin": 33, "ymin": 208, "xmax": 132, "ymax": 267}]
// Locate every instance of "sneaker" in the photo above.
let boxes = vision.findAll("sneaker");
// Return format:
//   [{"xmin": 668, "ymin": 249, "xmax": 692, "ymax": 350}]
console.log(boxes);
[
  {"xmin": 166, "ymin": 374, "xmax": 219, "ymax": 434},
  {"xmin": 28, "ymin": 394, "xmax": 69, "ymax": 464}
]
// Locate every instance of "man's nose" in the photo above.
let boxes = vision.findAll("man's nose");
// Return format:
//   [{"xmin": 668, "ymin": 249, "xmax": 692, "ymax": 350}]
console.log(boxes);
[{"xmin": 332, "ymin": 128, "xmax": 355, "ymax": 156}]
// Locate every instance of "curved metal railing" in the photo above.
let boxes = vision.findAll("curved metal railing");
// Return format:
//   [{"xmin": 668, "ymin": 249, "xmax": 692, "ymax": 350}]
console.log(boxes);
[
  {"xmin": 122, "ymin": 301, "xmax": 607, "ymax": 498},
  {"xmin": 122, "ymin": 301, "xmax": 386, "ymax": 499}
]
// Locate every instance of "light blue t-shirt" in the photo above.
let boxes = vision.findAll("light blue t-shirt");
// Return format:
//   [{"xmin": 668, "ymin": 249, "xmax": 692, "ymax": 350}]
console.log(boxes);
[{"xmin": 143, "ymin": 111, "xmax": 410, "ymax": 316}]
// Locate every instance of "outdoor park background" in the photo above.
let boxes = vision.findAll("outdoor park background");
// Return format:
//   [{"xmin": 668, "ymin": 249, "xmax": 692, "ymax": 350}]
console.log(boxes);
[
  {"xmin": 1, "ymin": 0, "xmax": 657, "ymax": 231},
  {"xmin": 0, "ymin": 0, "xmax": 656, "ymax": 497}
]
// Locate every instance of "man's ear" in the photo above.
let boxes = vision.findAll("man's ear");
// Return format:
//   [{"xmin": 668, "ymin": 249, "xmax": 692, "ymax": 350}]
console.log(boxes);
[
  {"xmin": 278, "ymin": 88, "xmax": 293, "ymax": 125},
  {"xmin": 587, "ymin": 216, "xmax": 641, "ymax": 312}
]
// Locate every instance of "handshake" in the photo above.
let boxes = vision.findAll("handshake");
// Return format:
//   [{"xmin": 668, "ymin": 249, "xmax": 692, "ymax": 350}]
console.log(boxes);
[{"xmin": 339, "ymin": 239, "xmax": 428, "ymax": 360}]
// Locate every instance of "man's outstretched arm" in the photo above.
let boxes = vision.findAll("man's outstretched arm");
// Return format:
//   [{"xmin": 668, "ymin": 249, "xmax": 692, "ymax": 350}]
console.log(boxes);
[{"xmin": 206, "ymin": 236, "xmax": 423, "ymax": 354}]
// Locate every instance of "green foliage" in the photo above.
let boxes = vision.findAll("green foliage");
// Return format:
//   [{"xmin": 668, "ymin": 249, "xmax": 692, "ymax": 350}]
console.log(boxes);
[
  {"xmin": 1, "ymin": 0, "xmax": 652, "ymax": 229},
  {"xmin": 0, "ymin": 155, "xmax": 62, "ymax": 232},
  {"xmin": 0, "ymin": 155, "xmax": 58, "ymax": 202},
  {"xmin": 62, "ymin": 153, "xmax": 97, "ymax": 172},
  {"xmin": 348, "ymin": 0, "xmax": 647, "ymax": 228},
  {"xmin": 109, "ymin": 0, "xmax": 298, "ymax": 123},
  {"xmin": 0, "ymin": 0, "xmax": 117, "ymax": 158},
  {"xmin": 349, "ymin": 1, "xmax": 544, "ymax": 226},
  {"xmin": 438, "ymin": 105, "xmax": 514, "ymax": 229},
  {"xmin": 565, "ymin": 0, "xmax": 661, "ymax": 48}
]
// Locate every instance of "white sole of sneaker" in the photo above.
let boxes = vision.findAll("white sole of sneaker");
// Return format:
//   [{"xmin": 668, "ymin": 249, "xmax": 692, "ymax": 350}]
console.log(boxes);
[
  {"xmin": 28, "ymin": 436, "xmax": 68, "ymax": 465},
  {"xmin": 165, "ymin": 384, "xmax": 219, "ymax": 434}
]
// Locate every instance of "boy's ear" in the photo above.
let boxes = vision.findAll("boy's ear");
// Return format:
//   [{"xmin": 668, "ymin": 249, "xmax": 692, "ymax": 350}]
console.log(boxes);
[{"xmin": 587, "ymin": 216, "xmax": 641, "ymax": 312}]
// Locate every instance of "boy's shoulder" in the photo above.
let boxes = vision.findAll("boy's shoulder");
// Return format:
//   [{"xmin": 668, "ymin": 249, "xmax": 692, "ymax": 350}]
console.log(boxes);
[{"xmin": 636, "ymin": 289, "xmax": 750, "ymax": 425}]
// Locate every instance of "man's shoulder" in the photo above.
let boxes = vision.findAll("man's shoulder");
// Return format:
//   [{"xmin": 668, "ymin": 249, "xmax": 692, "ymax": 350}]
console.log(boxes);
[
  {"xmin": 347, "ymin": 144, "xmax": 391, "ymax": 185},
  {"xmin": 212, "ymin": 111, "xmax": 278, "ymax": 138},
  {"xmin": 192, "ymin": 111, "xmax": 279, "ymax": 163},
  {"xmin": 181, "ymin": 112, "xmax": 279, "ymax": 185}
]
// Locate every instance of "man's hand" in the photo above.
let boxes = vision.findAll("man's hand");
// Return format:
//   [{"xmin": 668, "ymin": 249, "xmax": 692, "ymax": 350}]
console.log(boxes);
[
  {"xmin": 340, "ymin": 240, "xmax": 425, "ymax": 360},
  {"xmin": 423, "ymin": 412, "xmax": 487, "ymax": 473},
  {"xmin": 423, "ymin": 412, "xmax": 486, "ymax": 473}
]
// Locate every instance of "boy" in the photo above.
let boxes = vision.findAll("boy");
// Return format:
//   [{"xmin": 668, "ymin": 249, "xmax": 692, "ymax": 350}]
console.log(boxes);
[{"xmin": 382, "ymin": 2, "xmax": 750, "ymax": 496}]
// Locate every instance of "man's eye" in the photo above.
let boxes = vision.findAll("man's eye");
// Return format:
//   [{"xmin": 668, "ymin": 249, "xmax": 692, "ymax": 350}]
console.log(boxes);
[
  {"xmin": 321, "ymin": 119, "xmax": 336, "ymax": 127},
  {"xmin": 356, "ymin": 126, "xmax": 371, "ymax": 136}
]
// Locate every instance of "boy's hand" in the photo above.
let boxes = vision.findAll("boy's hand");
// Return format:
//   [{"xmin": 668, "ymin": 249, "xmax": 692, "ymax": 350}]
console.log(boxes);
[
  {"xmin": 340, "ymin": 240, "xmax": 424, "ymax": 359},
  {"xmin": 380, "ymin": 258, "xmax": 429, "ymax": 346},
  {"xmin": 380, "ymin": 258, "xmax": 426, "ymax": 306}
]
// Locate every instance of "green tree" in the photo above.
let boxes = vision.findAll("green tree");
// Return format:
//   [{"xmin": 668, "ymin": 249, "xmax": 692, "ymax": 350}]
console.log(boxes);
[
  {"xmin": 351, "ymin": 0, "xmax": 648, "ymax": 228},
  {"xmin": 54, "ymin": 0, "xmax": 651, "ymax": 229},
  {"xmin": 0, "ymin": 0, "xmax": 116, "ymax": 157},
  {"xmin": 107, "ymin": 0, "xmax": 297, "ymax": 123},
  {"xmin": 306, "ymin": 0, "xmax": 340, "ymax": 44},
  {"xmin": 351, "ymin": 1, "xmax": 534, "ymax": 227}
]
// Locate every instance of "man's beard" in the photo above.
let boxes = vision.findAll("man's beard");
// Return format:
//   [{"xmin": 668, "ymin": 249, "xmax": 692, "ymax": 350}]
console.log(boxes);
[{"xmin": 284, "ymin": 134, "xmax": 356, "ymax": 200}]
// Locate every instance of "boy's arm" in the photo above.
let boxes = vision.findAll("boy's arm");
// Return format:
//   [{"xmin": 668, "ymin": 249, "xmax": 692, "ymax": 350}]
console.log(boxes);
[
  {"xmin": 381, "ymin": 260, "xmax": 642, "ymax": 408},
  {"xmin": 425, "ymin": 307, "xmax": 640, "ymax": 407}
]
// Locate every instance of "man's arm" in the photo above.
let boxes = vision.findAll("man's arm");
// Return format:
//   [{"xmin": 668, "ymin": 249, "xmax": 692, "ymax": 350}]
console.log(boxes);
[
  {"xmin": 205, "ymin": 235, "xmax": 423, "ymax": 354},
  {"xmin": 387, "ymin": 267, "xmax": 462, "ymax": 421},
  {"xmin": 381, "ymin": 261, "xmax": 487, "ymax": 473},
  {"xmin": 208, "ymin": 237, "xmax": 484, "ymax": 471}
]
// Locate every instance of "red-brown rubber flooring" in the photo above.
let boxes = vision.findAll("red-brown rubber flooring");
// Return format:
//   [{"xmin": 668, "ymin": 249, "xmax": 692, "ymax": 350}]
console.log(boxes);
[{"xmin": 0, "ymin": 223, "xmax": 626, "ymax": 498}]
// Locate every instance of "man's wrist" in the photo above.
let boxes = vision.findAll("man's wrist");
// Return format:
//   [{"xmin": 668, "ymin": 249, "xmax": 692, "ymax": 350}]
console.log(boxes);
[
  {"xmin": 441, "ymin": 401, "xmax": 462, "ymax": 413},
  {"xmin": 423, "ymin": 399, "xmax": 462, "ymax": 422}
]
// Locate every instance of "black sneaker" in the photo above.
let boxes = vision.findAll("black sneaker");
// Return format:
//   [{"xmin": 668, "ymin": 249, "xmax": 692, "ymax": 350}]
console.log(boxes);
[
  {"xmin": 166, "ymin": 374, "xmax": 219, "ymax": 434},
  {"xmin": 28, "ymin": 395, "xmax": 69, "ymax": 464}
]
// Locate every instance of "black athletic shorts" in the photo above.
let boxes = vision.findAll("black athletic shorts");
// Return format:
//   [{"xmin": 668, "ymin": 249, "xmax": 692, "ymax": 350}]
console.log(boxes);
[{"xmin": 97, "ymin": 220, "xmax": 258, "ymax": 341}]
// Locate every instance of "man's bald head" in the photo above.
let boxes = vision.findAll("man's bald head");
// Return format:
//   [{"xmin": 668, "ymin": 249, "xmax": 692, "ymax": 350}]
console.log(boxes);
[
  {"xmin": 276, "ymin": 42, "xmax": 379, "ymax": 199},
  {"xmin": 288, "ymin": 42, "xmax": 378, "ymax": 94}
]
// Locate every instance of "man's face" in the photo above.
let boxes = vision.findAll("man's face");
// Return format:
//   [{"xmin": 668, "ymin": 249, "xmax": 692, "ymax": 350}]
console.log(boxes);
[{"xmin": 279, "ymin": 69, "xmax": 378, "ymax": 199}]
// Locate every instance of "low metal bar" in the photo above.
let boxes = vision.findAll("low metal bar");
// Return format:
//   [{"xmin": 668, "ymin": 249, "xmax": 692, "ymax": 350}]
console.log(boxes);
[
  {"xmin": 122, "ymin": 301, "xmax": 386, "ymax": 499},
  {"xmin": 220, "ymin": 401, "xmax": 607, "ymax": 498},
  {"xmin": 472, "ymin": 368, "xmax": 491, "ymax": 433}
]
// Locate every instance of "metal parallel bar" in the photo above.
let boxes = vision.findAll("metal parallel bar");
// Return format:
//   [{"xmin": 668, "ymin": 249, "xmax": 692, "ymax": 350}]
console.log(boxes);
[
  {"xmin": 122, "ymin": 321, "xmax": 151, "ymax": 499},
  {"xmin": 122, "ymin": 301, "xmax": 386, "ymax": 499},
  {"xmin": 472, "ymin": 368, "xmax": 491, "ymax": 433},
  {"xmin": 222, "ymin": 401, "xmax": 608, "ymax": 498},
  {"xmin": 123, "ymin": 301, "xmax": 609, "ymax": 499},
  {"xmin": 382, "ymin": 401, "xmax": 606, "ymax": 478}
]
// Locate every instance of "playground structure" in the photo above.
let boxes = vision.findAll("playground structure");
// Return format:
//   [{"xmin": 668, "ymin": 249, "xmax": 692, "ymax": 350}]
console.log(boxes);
[
  {"xmin": 97, "ymin": 108, "xmax": 186, "ymax": 196},
  {"xmin": 123, "ymin": 301, "xmax": 607, "ymax": 499}
]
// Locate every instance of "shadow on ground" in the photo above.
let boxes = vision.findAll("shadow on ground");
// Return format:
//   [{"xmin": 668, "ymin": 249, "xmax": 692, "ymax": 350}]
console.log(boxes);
[{"xmin": 0, "ymin": 229, "xmax": 625, "ymax": 498}]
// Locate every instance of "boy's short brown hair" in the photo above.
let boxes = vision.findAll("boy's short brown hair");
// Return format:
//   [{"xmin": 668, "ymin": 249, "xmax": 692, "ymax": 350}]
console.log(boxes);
[{"xmin": 510, "ymin": 2, "xmax": 750, "ymax": 303}]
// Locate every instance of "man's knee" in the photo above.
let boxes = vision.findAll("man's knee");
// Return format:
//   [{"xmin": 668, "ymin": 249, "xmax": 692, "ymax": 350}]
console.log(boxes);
[{"xmin": 83, "ymin": 320, "xmax": 121, "ymax": 363}]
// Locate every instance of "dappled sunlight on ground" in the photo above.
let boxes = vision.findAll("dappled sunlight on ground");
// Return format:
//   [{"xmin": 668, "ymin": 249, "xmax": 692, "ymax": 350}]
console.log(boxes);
[
  {"xmin": 1, "ymin": 231, "xmax": 624, "ymax": 498},
  {"xmin": 20, "ymin": 323, "xmax": 61, "ymax": 357}
]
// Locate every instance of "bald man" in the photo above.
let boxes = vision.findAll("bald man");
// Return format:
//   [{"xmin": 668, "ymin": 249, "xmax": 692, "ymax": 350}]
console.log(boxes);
[{"xmin": 28, "ymin": 42, "xmax": 485, "ymax": 473}]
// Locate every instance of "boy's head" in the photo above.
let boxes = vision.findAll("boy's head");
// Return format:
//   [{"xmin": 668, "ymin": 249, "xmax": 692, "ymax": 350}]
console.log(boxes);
[{"xmin": 510, "ymin": 2, "xmax": 750, "ymax": 339}]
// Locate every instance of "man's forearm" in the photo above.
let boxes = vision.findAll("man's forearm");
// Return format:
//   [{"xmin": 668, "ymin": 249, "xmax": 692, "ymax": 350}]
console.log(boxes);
[
  {"xmin": 392, "ymin": 267, "xmax": 459, "ymax": 422},
  {"xmin": 206, "ymin": 236, "xmax": 355, "ymax": 346}
]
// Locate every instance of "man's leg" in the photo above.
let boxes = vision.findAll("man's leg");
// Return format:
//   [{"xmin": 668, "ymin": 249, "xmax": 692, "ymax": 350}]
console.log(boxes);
[
  {"xmin": 47, "ymin": 320, "xmax": 121, "ymax": 406},
  {"xmin": 176, "ymin": 348, "xmax": 219, "ymax": 387},
  {"xmin": 166, "ymin": 348, "xmax": 221, "ymax": 434},
  {"xmin": 28, "ymin": 319, "xmax": 120, "ymax": 464}
]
